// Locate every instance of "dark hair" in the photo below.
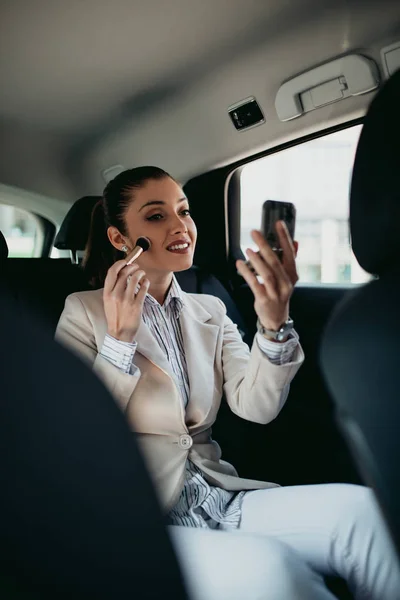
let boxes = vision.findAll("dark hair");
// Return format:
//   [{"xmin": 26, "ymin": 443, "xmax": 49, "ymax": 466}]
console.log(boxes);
[{"xmin": 83, "ymin": 166, "xmax": 172, "ymax": 288}]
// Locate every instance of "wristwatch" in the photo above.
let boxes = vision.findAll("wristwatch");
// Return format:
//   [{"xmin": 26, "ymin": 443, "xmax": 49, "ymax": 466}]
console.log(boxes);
[{"xmin": 257, "ymin": 317, "xmax": 294, "ymax": 342}]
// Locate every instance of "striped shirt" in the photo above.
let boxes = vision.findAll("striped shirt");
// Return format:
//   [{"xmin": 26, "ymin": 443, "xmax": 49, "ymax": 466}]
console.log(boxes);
[{"xmin": 100, "ymin": 276, "xmax": 298, "ymax": 529}]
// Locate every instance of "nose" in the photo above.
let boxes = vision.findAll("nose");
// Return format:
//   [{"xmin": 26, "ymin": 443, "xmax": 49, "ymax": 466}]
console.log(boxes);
[{"xmin": 170, "ymin": 214, "xmax": 188, "ymax": 235}]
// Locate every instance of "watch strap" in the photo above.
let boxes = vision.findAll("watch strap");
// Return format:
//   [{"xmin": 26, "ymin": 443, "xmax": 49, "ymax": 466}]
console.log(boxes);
[{"xmin": 257, "ymin": 317, "xmax": 294, "ymax": 342}]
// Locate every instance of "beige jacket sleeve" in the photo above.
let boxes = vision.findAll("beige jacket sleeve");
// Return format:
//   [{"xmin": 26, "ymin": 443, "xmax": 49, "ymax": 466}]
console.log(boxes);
[
  {"xmin": 55, "ymin": 294, "xmax": 140, "ymax": 412},
  {"xmin": 221, "ymin": 310, "xmax": 304, "ymax": 425}
]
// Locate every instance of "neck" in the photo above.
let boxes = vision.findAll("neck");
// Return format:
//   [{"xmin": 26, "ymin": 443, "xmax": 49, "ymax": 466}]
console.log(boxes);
[{"xmin": 147, "ymin": 271, "xmax": 174, "ymax": 305}]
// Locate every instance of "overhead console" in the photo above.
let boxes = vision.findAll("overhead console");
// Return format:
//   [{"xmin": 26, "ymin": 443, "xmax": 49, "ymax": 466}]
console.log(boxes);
[{"xmin": 275, "ymin": 54, "xmax": 380, "ymax": 122}]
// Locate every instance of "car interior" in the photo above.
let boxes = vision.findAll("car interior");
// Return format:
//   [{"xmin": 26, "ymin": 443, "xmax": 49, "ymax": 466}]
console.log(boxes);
[{"xmin": 1, "ymin": 1, "xmax": 400, "ymax": 598}]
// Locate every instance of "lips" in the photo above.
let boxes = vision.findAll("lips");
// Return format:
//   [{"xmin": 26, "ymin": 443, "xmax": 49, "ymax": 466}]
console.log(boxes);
[{"xmin": 166, "ymin": 240, "xmax": 191, "ymax": 253}]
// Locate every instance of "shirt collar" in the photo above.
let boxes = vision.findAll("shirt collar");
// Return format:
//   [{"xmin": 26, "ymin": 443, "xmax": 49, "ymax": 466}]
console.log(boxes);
[{"xmin": 144, "ymin": 275, "xmax": 185, "ymax": 313}]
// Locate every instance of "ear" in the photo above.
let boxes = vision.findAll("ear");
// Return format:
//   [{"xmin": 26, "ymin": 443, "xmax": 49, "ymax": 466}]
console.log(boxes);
[
  {"xmin": 107, "ymin": 226, "xmax": 131, "ymax": 252},
  {"xmin": 293, "ymin": 240, "xmax": 299, "ymax": 258}
]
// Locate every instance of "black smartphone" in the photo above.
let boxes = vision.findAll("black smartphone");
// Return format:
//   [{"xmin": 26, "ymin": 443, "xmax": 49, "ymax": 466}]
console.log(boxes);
[
  {"xmin": 243, "ymin": 200, "xmax": 296, "ymax": 274},
  {"xmin": 262, "ymin": 200, "xmax": 296, "ymax": 260}
]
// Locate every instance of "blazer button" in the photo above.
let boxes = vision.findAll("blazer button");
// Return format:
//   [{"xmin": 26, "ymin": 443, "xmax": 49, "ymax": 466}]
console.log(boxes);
[{"xmin": 178, "ymin": 434, "xmax": 193, "ymax": 449}]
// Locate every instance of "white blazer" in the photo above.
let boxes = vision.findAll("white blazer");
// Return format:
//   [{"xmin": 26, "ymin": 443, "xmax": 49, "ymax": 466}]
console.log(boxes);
[{"xmin": 56, "ymin": 289, "xmax": 304, "ymax": 512}]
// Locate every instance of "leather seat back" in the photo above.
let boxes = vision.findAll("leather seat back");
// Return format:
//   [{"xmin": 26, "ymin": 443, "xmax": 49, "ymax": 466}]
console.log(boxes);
[
  {"xmin": 321, "ymin": 69, "xmax": 400, "ymax": 558},
  {"xmin": 0, "ymin": 284, "xmax": 188, "ymax": 598},
  {"xmin": 2, "ymin": 256, "xmax": 89, "ymax": 331}
]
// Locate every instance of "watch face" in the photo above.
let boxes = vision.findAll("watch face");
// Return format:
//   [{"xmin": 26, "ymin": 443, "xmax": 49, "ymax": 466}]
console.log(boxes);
[
  {"xmin": 257, "ymin": 318, "xmax": 294, "ymax": 340},
  {"xmin": 277, "ymin": 319, "xmax": 294, "ymax": 340}
]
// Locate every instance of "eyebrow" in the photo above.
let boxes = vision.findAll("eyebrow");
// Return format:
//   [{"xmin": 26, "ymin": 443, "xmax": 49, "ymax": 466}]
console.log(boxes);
[{"xmin": 138, "ymin": 197, "xmax": 188, "ymax": 212}]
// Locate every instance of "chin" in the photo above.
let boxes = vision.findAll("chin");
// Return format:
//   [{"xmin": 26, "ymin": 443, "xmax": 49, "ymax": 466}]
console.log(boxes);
[{"xmin": 169, "ymin": 255, "xmax": 194, "ymax": 273}]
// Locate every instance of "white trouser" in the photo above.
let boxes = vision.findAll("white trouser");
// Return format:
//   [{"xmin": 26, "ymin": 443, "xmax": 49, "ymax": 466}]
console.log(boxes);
[
  {"xmin": 238, "ymin": 484, "xmax": 400, "ymax": 600},
  {"xmin": 169, "ymin": 525, "xmax": 336, "ymax": 600}
]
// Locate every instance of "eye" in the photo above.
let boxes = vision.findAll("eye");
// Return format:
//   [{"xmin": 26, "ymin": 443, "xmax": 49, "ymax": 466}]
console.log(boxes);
[
  {"xmin": 146, "ymin": 213, "xmax": 163, "ymax": 221},
  {"xmin": 146, "ymin": 208, "xmax": 190, "ymax": 222}
]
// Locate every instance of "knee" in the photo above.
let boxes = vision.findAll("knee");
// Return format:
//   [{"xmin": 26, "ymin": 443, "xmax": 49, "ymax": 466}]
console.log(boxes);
[
  {"xmin": 219, "ymin": 534, "xmax": 325, "ymax": 600},
  {"xmin": 332, "ymin": 484, "xmax": 377, "ymax": 520},
  {"xmin": 260, "ymin": 539, "xmax": 327, "ymax": 598},
  {"xmin": 330, "ymin": 484, "xmax": 389, "ymax": 542},
  {"xmin": 169, "ymin": 527, "xmax": 326, "ymax": 600}
]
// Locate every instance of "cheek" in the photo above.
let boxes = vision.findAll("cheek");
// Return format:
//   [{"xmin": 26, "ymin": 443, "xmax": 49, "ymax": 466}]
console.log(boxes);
[
  {"xmin": 125, "ymin": 223, "xmax": 142, "ymax": 247},
  {"xmin": 127, "ymin": 221, "xmax": 159, "ymax": 248},
  {"xmin": 189, "ymin": 219, "xmax": 197, "ymax": 241}
]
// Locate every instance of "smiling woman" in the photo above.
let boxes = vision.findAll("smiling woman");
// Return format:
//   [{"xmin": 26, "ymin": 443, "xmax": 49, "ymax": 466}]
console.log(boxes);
[{"xmin": 83, "ymin": 166, "xmax": 196, "ymax": 291}]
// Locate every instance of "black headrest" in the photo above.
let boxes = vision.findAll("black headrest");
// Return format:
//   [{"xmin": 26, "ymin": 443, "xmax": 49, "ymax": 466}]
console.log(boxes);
[
  {"xmin": 54, "ymin": 196, "xmax": 100, "ymax": 251},
  {"xmin": 350, "ymin": 69, "xmax": 400, "ymax": 275},
  {"xmin": 0, "ymin": 230, "xmax": 8, "ymax": 260}
]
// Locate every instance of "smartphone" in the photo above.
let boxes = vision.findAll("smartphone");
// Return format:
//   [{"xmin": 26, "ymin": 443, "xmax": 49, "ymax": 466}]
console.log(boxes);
[
  {"xmin": 243, "ymin": 200, "xmax": 296, "ymax": 274},
  {"xmin": 262, "ymin": 200, "xmax": 296, "ymax": 260}
]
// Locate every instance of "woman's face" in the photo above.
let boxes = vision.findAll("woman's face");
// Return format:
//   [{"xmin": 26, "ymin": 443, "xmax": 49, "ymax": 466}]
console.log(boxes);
[{"xmin": 109, "ymin": 176, "xmax": 197, "ymax": 277}]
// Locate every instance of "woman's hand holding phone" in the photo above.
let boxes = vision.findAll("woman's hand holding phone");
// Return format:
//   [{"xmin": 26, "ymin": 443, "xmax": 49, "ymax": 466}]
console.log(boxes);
[
  {"xmin": 103, "ymin": 259, "xmax": 150, "ymax": 343},
  {"xmin": 236, "ymin": 221, "xmax": 299, "ymax": 334}
]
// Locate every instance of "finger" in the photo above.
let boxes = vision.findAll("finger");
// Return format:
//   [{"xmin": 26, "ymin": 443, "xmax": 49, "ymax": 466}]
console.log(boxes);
[
  {"xmin": 134, "ymin": 277, "xmax": 150, "ymax": 308},
  {"xmin": 245, "ymin": 250, "xmax": 279, "ymax": 301},
  {"xmin": 251, "ymin": 229, "xmax": 287, "ymax": 277},
  {"xmin": 236, "ymin": 259, "xmax": 268, "ymax": 301},
  {"xmin": 126, "ymin": 268, "xmax": 147, "ymax": 297},
  {"xmin": 113, "ymin": 265, "xmax": 143, "ymax": 297},
  {"xmin": 275, "ymin": 221, "xmax": 298, "ymax": 284},
  {"xmin": 251, "ymin": 229, "xmax": 292, "ymax": 293},
  {"xmin": 104, "ymin": 259, "xmax": 137, "ymax": 294},
  {"xmin": 276, "ymin": 220, "xmax": 295, "ymax": 253}
]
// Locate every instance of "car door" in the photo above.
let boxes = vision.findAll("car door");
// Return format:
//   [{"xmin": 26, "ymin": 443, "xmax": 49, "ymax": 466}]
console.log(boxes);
[{"xmin": 185, "ymin": 123, "xmax": 365, "ymax": 488}]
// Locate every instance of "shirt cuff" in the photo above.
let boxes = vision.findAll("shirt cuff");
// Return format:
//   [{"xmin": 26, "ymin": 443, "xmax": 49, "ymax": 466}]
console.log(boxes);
[
  {"xmin": 100, "ymin": 334, "xmax": 138, "ymax": 375},
  {"xmin": 256, "ymin": 330, "xmax": 299, "ymax": 366}
]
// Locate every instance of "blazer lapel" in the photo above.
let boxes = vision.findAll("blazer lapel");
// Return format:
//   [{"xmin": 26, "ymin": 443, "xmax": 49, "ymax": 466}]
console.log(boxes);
[
  {"xmin": 179, "ymin": 295, "xmax": 219, "ymax": 426},
  {"xmin": 134, "ymin": 319, "xmax": 175, "ymax": 379}
]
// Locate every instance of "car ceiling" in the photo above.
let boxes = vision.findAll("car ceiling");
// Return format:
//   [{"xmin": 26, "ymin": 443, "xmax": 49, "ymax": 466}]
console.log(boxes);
[{"xmin": 0, "ymin": 0, "xmax": 399, "ymax": 208}]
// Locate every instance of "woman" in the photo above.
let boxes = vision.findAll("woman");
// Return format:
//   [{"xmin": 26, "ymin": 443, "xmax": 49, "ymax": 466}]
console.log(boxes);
[{"xmin": 56, "ymin": 167, "xmax": 399, "ymax": 599}]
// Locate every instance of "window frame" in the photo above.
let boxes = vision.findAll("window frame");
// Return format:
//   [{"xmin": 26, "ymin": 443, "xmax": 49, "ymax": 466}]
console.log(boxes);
[
  {"xmin": 0, "ymin": 204, "xmax": 56, "ymax": 258},
  {"xmin": 36, "ymin": 214, "xmax": 56, "ymax": 257},
  {"xmin": 225, "ymin": 117, "xmax": 364, "ymax": 286}
]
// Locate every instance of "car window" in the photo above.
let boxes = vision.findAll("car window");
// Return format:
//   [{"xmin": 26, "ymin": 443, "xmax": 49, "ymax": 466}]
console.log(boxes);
[
  {"xmin": 0, "ymin": 203, "xmax": 39, "ymax": 257},
  {"xmin": 240, "ymin": 125, "xmax": 369, "ymax": 284}
]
